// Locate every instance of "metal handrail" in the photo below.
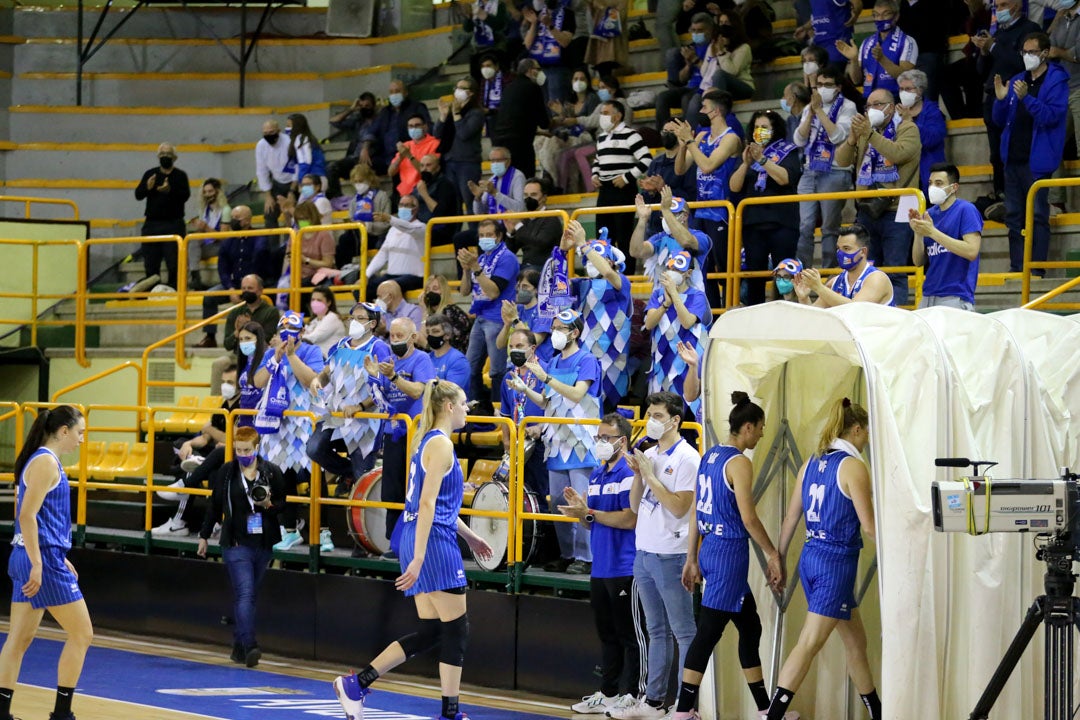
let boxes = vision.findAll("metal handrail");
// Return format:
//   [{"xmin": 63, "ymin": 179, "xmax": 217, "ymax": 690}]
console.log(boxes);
[
  {"xmin": 0, "ymin": 238, "xmax": 83, "ymax": 353},
  {"xmin": 291, "ymin": 222, "xmax": 370, "ymax": 309},
  {"xmin": 0, "ymin": 194, "xmax": 79, "ymax": 220},
  {"xmin": 1022, "ymin": 177, "xmax": 1080, "ymax": 307}
]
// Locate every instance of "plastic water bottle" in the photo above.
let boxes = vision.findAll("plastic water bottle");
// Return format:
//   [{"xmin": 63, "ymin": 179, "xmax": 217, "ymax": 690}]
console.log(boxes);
[{"xmin": 492, "ymin": 453, "xmax": 511, "ymax": 484}]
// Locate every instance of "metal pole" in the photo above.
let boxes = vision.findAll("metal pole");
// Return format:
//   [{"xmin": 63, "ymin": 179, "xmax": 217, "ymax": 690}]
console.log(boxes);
[{"xmin": 76, "ymin": 0, "xmax": 84, "ymax": 106}]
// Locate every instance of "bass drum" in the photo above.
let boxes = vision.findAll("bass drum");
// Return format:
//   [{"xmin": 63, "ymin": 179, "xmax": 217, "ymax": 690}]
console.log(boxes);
[
  {"xmin": 346, "ymin": 467, "xmax": 391, "ymax": 555},
  {"xmin": 468, "ymin": 480, "xmax": 538, "ymax": 571}
]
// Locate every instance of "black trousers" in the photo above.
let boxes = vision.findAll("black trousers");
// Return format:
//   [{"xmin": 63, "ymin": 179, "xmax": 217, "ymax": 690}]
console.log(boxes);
[
  {"xmin": 327, "ymin": 156, "xmax": 358, "ymax": 198},
  {"xmin": 982, "ymin": 92, "xmax": 1004, "ymax": 196},
  {"xmin": 590, "ymin": 575, "xmax": 645, "ymax": 698},
  {"xmin": 381, "ymin": 433, "xmax": 408, "ymax": 541},
  {"xmin": 263, "ymin": 179, "xmax": 295, "ymax": 229},
  {"xmin": 743, "ymin": 222, "xmax": 798, "ymax": 305},
  {"xmin": 141, "ymin": 218, "xmax": 185, "ymax": 287},
  {"xmin": 596, "ymin": 181, "xmax": 639, "ymax": 275}
]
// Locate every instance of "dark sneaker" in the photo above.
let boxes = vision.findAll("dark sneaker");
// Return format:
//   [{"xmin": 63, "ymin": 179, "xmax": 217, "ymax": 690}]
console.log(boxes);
[
  {"xmin": 245, "ymin": 645, "xmax": 262, "ymax": 668},
  {"xmin": 566, "ymin": 560, "xmax": 592, "ymax": 575},
  {"xmin": 230, "ymin": 642, "xmax": 244, "ymax": 663},
  {"xmin": 543, "ymin": 557, "xmax": 572, "ymax": 572}
]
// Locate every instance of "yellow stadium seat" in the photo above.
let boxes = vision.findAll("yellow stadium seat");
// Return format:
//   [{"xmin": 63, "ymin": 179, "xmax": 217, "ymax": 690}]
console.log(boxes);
[
  {"xmin": 185, "ymin": 395, "xmax": 222, "ymax": 433},
  {"xmin": 160, "ymin": 396, "xmax": 200, "ymax": 434},
  {"xmin": 90, "ymin": 442, "xmax": 129, "ymax": 481},
  {"xmin": 66, "ymin": 440, "xmax": 105, "ymax": 477},
  {"xmin": 467, "ymin": 459, "xmax": 501, "ymax": 488},
  {"xmin": 112, "ymin": 443, "xmax": 149, "ymax": 480}
]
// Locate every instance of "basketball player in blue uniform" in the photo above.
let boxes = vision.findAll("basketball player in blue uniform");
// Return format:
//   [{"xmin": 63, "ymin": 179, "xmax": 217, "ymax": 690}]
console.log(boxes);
[
  {"xmin": 673, "ymin": 392, "xmax": 786, "ymax": 720},
  {"xmin": 764, "ymin": 398, "xmax": 880, "ymax": 720},
  {"xmin": 0, "ymin": 405, "xmax": 92, "ymax": 720},
  {"xmin": 334, "ymin": 379, "xmax": 494, "ymax": 720}
]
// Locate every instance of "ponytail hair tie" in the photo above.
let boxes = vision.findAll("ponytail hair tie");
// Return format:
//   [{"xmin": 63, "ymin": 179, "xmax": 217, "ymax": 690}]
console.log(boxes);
[{"xmin": 842, "ymin": 397, "xmax": 851, "ymax": 408}]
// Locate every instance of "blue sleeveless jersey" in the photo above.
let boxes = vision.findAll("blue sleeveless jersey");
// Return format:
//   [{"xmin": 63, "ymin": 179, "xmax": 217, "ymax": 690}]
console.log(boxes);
[
  {"xmin": 696, "ymin": 444, "xmax": 748, "ymax": 540},
  {"xmin": 404, "ymin": 429, "xmax": 464, "ymax": 530},
  {"xmin": 15, "ymin": 448, "xmax": 72, "ymax": 551},
  {"xmin": 802, "ymin": 450, "xmax": 863, "ymax": 555},
  {"xmin": 695, "ymin": 128, "xmax": 738, "ymax": 221}
]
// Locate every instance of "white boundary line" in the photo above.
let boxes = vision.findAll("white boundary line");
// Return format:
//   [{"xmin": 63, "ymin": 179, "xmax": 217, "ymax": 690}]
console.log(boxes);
[{"xmin": 18, "ymin": 682, "xmax": 229, "ymax": 720}]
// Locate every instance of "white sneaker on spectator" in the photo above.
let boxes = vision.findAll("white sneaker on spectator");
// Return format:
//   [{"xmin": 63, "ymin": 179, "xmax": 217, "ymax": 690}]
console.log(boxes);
[
  {"xmin": 607, "ymin": 696, "xmax": 665, "ymax": 719},
  {"xmin": 274, "ymin": 530, "xmax": 303, "ymax": 551},
  {"xmin": 211, "ymin": 522, "xmax": 221, "ymax": 540},
  {"xmin": 572, "ymin": 690, "xmax": 617, "ymax": 714},
  {"xmin": 151, "ymin": 518, "xmax": 189, "ymax": 537},
  {"xmin": 180, "ymin": 455, "xmax": 205, "ymax": 473},
  {"xmin": 156, "ymin": 479, "xmax": 184, "ymax": 502},
  {"xmin": 320, "ymin": 528, "xmax": 335, "ymax": 553},
  {"xmin": 758, "ymin": 712, "xmax": 799, "ymax": 719}
]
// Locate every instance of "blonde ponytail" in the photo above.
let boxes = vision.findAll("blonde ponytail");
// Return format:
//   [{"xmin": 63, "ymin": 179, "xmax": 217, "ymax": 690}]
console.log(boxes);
[
  {"xmin": 411, "ymin": 379, "xmax": 464, "ymax": 454},
  {"xmin": 816, "ymin": 397, "xmax": 869, "ymax": 455}
]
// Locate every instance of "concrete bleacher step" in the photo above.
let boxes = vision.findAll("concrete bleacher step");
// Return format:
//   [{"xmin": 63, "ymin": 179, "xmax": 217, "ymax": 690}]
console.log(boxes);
[{"xmin": 54, "ymin": 300, "xmax": 202, "ymax": 348}]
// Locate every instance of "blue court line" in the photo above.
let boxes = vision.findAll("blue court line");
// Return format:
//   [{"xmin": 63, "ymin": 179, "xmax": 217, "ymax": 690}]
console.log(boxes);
[{"xmin": 3, "ymin": 635, "xmax": 564, "ymax": 720}]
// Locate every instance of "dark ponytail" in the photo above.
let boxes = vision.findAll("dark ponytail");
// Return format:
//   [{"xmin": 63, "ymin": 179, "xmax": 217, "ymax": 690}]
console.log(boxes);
[
  {"xmin": 14, "ymin": 405, "xmax": 83, "ymax": 478},
  {"xmin": 728, "ymin": 391, "xmax": 764, "ymax": 436}
]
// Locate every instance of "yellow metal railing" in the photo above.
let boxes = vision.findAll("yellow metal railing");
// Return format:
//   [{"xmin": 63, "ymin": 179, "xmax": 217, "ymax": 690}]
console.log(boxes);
[
  {"xmin": 0, "ymin": 194, "xmax": 79, "ymax": 220},
  {"xmin": 0, "ymin": 401, "xmax": 25, "ymax": 486},
  {"xmin": 139, "ymin": 302, "xmax": 243, "ymax": 403},
  {"xmin": 0, "ymin": 238, "xmax": 83, "ymax": 352},
  {"xmin": 291, "ymin": 222, "xmax": 370, "ymax": 308},
  {"xmin": 1022, "ymin": 177, "xmax": 1080, "ymax": 311}
]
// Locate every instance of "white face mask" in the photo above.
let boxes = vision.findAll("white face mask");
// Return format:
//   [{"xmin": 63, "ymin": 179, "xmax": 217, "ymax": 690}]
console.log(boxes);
[
  {"xmin": 645, "ymin": 417, "xmax": 670, "ymax": 440},
  {"xmin": 481, "ymin": 66, "xmax": 497, "ymax": 80},
  {"xmin": 595, "ymin": 439, "xmax": 618, "ymax": 462},
  {"xmin": 221, "ymin": 382, "xmax": 237, "ymax": 399},
  {"xmin": 535, "ymin": 70, "xmax": 547, "ymax": 87},
  {"xmin": 586, "ymin": 263, "xmax": 601, "ymax": 279},
  {"xmin": 898, "ymin": 90, "xmax": 918, "ymax": 108},
  {"xmin": 572, "ymin": 80, "xmax": 588, "ymax": 93},
  {"xmin": 374, "ymin": 298, "xmax": 388, "ymax": 312},
  {"xmin": 928, "ymin": 184, "xmax": 954, "ymax": 206},
  {"xmin": 661, "ymin": 217, "xmax": 671, "ymax": 235},
  {"xmin": 867, "ymin": 108, "xmax": 887, "ymax": 128},
  {"xmin": 349, "ymin": 319, "xmax": 369, "ymax": 340},
  {"xmin": 598, "ymin": 114, "xmax": 615, "ymax": 132},
  {"xmin": 454, "ymin": 88, "xmax": 470, "ymax": 103},
  {"xmin": 664, "ymin": 269, "xmax": 684, "ymax": 286},
  {"xmin": 551, "ymin": 329, "xmax": 570, "ymax": 351},
  {"xmin": 354, "ymin": 182, "xmax": 370, "ymax": 195},
  {"xmin": 817, "ymin": 86, "xmax": 837, "ymax": 104},
  {"xmin": 1023, "ymin": 52, "xmax": 1043, "ymax": 72},
  {"xmin": 803, "ymin": 61, "xmax": 819, "ymax": 77}
]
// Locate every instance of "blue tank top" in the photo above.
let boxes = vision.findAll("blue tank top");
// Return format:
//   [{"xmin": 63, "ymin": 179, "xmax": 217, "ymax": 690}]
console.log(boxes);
[
  {"xmin": 832, "ymin": 264, "xmax": 896, "ymax": 307},
  {"xmin": 802, "ymin": 449, "xmax": 863, "ymax": 554},
  {"xmin": 15, "ymin": 448, "xmax": 72, "ymax": 550},
  {"xmin": 696, "ymin": 127, "xmax": 738, "ymax": 221},
  {"xmin": 404, "ymin": 429, "xmax": 464, "ymax": 529},
  {"xmin": 696, "ymin": 444, "xmax": 748, "ymax": 540}
]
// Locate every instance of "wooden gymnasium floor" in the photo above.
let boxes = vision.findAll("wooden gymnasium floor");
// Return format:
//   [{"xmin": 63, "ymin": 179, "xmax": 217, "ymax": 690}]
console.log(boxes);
[{"xmin": 0, "ymin": 621, "xmax": 572, "ymax": 720}]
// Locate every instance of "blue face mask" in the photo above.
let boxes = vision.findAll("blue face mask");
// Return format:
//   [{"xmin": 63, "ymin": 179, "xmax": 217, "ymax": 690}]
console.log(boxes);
[
  {"xmin": 299, "ymin": 185, "xmax": 315, "ymax": 200},
  {"xmin": 240, "ymin": 341, "xmax": 256, "ymax": 357},
  {"xmin": 874, "ymin": 19, "xmax": 894, "ymax": 33},
  {"xmin": 237, "ymin": 453, "xmax": 257, "ymax": 467},
  {"xmin": 597, "ymin": 88, "xmax": 612, "ymax": 102},
  {"xmin": 775, "ymin": 277, "xmax": 794, "ymax": 295},
  {"xmin": 836, "ymin": 247, "xmax": 863, "ymax": 270},
  {"xmin": 490, "ymin": 161, "xmax": 506, "ymax": 178},
  {"xmin": 996, "ymin": 8, "xmax": 1013, "ymax": 24},
  {"xmin": 398, "ymin": 206, "xmax": 414, "ymax": 221},
  {"xmin": 691, "ymin": 32, "xmax": 706, "ymax": 45},
  {"xmin": 780, "ymin": 97, "xmax": 791, "ymax": 114},
  {"xmin": 389, "ymin": 92, "xmax": 404, "ymax": 107},
  {"xmin": 478, "ymin": 236, "xmax": 498, "ymax": 253},
  {"xmin": 408, "ymin": 127, "xmax": 424, "ymax": 141}
]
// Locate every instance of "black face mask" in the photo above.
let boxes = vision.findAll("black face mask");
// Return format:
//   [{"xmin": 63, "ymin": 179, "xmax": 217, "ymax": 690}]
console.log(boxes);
[
  {"xmin": 524, "ymin": 197, "xmax": 541, "ymax": 212},
  {"xmin": 509, "ymin": 350, "xmax": 529, "ymax": 367},
  {"xmin": 263, "ymin": 133, "xmax": 279, "ymax": 145},
  {"xmin": 427, "ymin": 335, "xmax": 446, "ymax": 350},
  {"xmin": 229, "ymin": 219, "xmax": 244, "ymax": 231},
  {"xmin": 697, "ymin": 112, "xmax": 711, "ymax": 127},
  {"xmin": 391, "ymin": 341, "xmax": 409, "ymax": 358},
  {"xmin": 159, "ymin": 157, "xmax": 174, "ymax": 170},
  {"xmin": 662, "ymin": 132, "xmax": 678, "ymax": 150},
  {"xmin": 424, "ymin": 291, "xmax": 442, "ymax": 307},
  {"xmin": 241, "ymin": 291, "xmax": 259, "ymax": 304},
  {"xmin": 420, "ymin": 171, "xmax": 435, "ymax": 183},
  {"xmin": 359, "ymin": 107, "xmax": 374, "ymax": 118}
]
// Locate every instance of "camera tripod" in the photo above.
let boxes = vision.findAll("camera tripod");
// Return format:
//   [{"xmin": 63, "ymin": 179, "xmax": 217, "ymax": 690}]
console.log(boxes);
[{"xmin": 969, "ymin": 540, "xmax": 1080, "ymax": 720}]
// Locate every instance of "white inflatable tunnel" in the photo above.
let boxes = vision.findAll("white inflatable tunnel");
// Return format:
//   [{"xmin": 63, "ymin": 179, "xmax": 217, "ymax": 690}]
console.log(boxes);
[{"xmin": 697, "ymin": 303, "xmax": 1080, "ymax": 720}]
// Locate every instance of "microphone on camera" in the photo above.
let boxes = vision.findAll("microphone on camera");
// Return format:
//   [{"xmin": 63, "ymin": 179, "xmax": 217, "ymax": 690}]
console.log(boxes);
[{"xmin": 935, "ymin": 457, "xmax": 973, "ymax": 468}]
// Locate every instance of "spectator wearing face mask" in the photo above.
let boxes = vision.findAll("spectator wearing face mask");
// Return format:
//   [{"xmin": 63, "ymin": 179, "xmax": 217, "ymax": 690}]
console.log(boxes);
[
  {"xmin": 656, "ymin": 13, "xmax": 716, "ymax": 133},
  {"xmin": 413, "ymin": 154, "xmax": 461, "ymax": 250},
  {"xmin": 282, "ymin": 202, "xmax": 336, "ymax": 287},
  {"xmin": 504, "ymin": 178, "xmax": 563, "ymax": 272},
  {"xmin": 256, "ymin": 119, "xmax": 295, "ymax": 228},
  {"xmin": 187, "ymin": 178, "xmax": 230, "ymax": 290},
  {"xmin": 771, "ymin": 257, "xmax": 803, "ymax": 302},
  {"xmin": 497, "ymin": 268, "xmax": 553, "ymax": 362},
  {"xmin": 340, "ymin": 163, "xmax": 390, "ymax": 268},
  {"xmin": 696, "ymin": 16, "xmax": 756, "ymax": 103},
  {"xmin": 896, "ymin": 69, "xmax": 945, "ymax": 191},
  {"xmin": 291, "ymin": 174, "xmax": 333, "ymax": 225},
  {"xmin": 360, "ymin": 79, "xmax": 432, "ymax": 176},
  {"xmin": 631, "ymin": 186, "xmax": 710, "ymax": 293},
  {"xmin": 780, "ymin": 82, "xmax": 812, "ymax": 147},
  {"xmin": 639, "ymin": 134, "xmax": 698, "ymax": 239},
  {"xmin": 365, "ymin": 194, "xmax": 425, "ymax": 300},
  {"xmin": 134, "ymin": 141, "xmax": 190, "ymax": 288},
  {"xmin": 500, "ymin": 328, "xmax": 550, "ymax": 511},
  {"xmin": 837, "ymin": 0, "xmax": 918, "ymax": 99},
  {"xmin": 493, "ymin": 59, "xmax": 552, "ymax": 180},
  {"xmin": 419, "ymin": 275, "xmax": 473, "ymax": 353},
  {"xmin": 562, "ymin": 221, "xmax": 633, "ymax": 412},
  {"xmin": 305, "ymin": 303, "xmax": 392, "ymax": 507},
  {"xmin": 363, "ymin": 317, "xmax": 437, "ymax": 555},
  {"xmin": 328, "ymin": 91, "xmax": 378, "ymax": 199},
  {"xmin": 795, "ymin": 223, "xmax": 896, "ymax": 305},
  {"xmin": 643, "ymin": 251, "xmax": 711, "ymax": 422},
  {"xmin": 388, "ymin": 115, "xmax": 441, "ymax": 198},
  {"xmin": 426, "ymin": 314, "xmax": 471, "ymax": 395},
  {"xmin": 301, "ymin": 286, "xmax": 346, "ymax": 357},
  {"xmin": 909, "ymin": 163, "xmax": 984, "ymax": 310},
  {"xmin": 195, "ymin": 211, "xmax": 272, "ymax": 349},
  {"xmin": 435, "ymin": 76, "xmax": 486, "ymax": 213},
  {"xmin": 592, "ymin": 100, "xmax": 651, "ymax": 276},
  {"xmin": 457, "ymin": 0, "xmax": 511, "ymax": 80},
  {"xmin": 537, "ymin": 66, "xmax": 600, "ymax": 187},
  {"xmin": 478, "ymin": 54, "xmax": 507, "ymax": 138},
  {"xmin": 452, "ymin": 145, "xmax": 527, "ymax": 278},
  {"xmin": 728, "ymin": 109, "xmax": 803, "ymax": 306},
  {"xmin": 285, "ymin": 113, "xmax": 327, "ymax": 195},
  {"xmin": 374, "ymin": 279, "xmax": 424, "ymax": 333}
]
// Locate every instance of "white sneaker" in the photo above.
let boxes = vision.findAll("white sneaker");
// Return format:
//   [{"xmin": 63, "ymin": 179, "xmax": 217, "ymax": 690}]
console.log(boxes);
[
  {"xmin": 572, "ymin": 690, "xmax": 616, "ymax": 714},
  {"xmin": 151, "ymin": 518, "xmax": 190, "ymax": 537},
  {"xmin": 758, "ymin": 712, "xmax": 799, "ymax": 720},
  {"xmin": 332, "ymin": 673, "xmax": 370, "ymax": 720},
  {"xmin": 180, "ymin": 455, "xmax": 205, "ymax": 473},
  {"xmin": 211, "ymin": 522, "xmax": 221, "ymax": 539},
  {"xmin": 274, "ymin": 530, "xmax": 303, "ymax": 551},
  {"xmin": 156, "ymin": 479, "xmax": 184, "ymax": 502},
  {"xmin": 320, "ymin": 528, "xmax": 335, "ymax": 553},
  {"xmin": 607, "ymin": 696, "xmax": 665, "ymax": 720}
]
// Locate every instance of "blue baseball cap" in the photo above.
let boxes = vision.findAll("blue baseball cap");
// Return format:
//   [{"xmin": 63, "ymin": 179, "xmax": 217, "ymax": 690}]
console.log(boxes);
[
  {"xmin": 666, "ymin": 250, "xmax": 693, "ymax": 272},
  {"xmin": 774, "ymin": 258, "xmax": 803, "ymax": 276}
]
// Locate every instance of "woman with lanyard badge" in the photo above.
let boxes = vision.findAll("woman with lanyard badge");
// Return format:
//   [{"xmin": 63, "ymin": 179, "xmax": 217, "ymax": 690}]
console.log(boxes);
[
  {"xmin": 334, "ymin": 379, "xmax": 493, "ymax": 720},
  {"xmin": 561, "ymin": 220, "xmax": 632, "ymax": 412},
  {"xmin": 643, "ymin": 251, "xmax": 711, "ymax": 423},
  {"xmin": 0, "ymin": 406, "xmax": 91, "ymax": 720},
  {"xmin": 674, "ymin": 393, "xmax": 788, "ymax": 720},
  {"xmin": 728, "ymin": 109, "xmax": 802, "ymax": 306},
  {"xmin": 763, "ymin": 398, "xmax": 881, "ymax": 720},
  {"xmin": 497, "ymin": 268, "xmax": 553, "ymax": 364},
  {"xmin": 673, "ymin": 89, "xmax": 742, "ymax": 307}
]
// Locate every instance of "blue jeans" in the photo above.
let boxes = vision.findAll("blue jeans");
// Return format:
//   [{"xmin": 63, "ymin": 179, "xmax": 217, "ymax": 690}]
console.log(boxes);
[
  {"xmin": 305, "ymin": 423, "xmax": 376, "ymax": 480},
  {"xmin": 633, "ymin": 550, "xmax": 696, "ymax": 703},
  {"xmin": 465, "ymin": 316, "xmax": 507, "ymax": 404},
  {"xmin": 223, "ymin": 543, "xmax": 274, "ymax": 649},
  {"xmin": 856, "ymin": 206, "xmax": 913, "ymax": 306},
  {"xmin": 1004, "ymin": 163, "xmax": 1050, "ymax": 273},
  {"xmin": 444, "ymin": 160, "xmax": 482, "ymax": 216},
  {"xmin": 548, "ymin": 467, "xmax": 592, "ymax": 562},
  {"xmin": 797, "ymin": 167, "xmax": 852, "ymax": 269}
]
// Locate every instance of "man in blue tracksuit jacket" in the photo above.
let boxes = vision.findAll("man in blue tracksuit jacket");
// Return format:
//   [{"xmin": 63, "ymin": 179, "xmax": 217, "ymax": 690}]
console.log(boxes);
[{"xmin": 992, "ymin": 30, "xmax": 1069, "ymax": 274}]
